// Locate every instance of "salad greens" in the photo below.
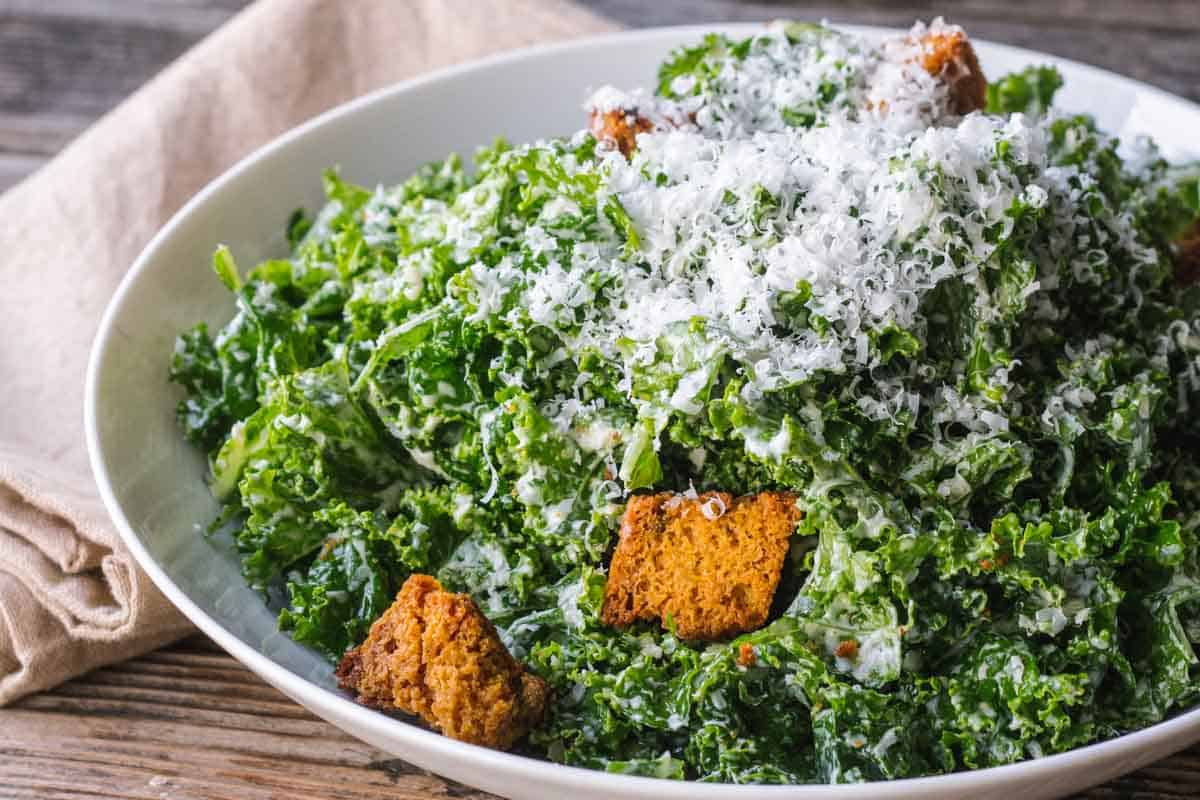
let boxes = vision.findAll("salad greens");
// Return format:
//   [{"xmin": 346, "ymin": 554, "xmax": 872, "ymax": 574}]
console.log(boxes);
[{"xmin": 170, "ymin": 20, "xmax": 1200, "ymax": 783}]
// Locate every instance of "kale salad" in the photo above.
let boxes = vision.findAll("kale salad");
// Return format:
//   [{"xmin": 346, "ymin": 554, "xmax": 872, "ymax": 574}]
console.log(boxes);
[{"xmin": 170, "ymin": 20, "xmax": 1200, "ymax": 784}]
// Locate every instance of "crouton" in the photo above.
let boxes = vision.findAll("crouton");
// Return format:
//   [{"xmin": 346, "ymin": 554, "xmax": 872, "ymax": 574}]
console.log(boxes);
[
  {"xmin": 335, "ymin": 574, "xmax": 548, "ymax": 750},
  {"xmin": 1176, "ymin": 219, "xmax": 1200, "ymax": 286},
  {"xmin": 601, "ymin": 491, "xmax": 802, "ymax": 640},
  {"xmin": 917, "ymin": 29, "xmax": 987, "ymax": 115},
  {"xmin": 589, "ymin": 108, "xmax": 656, "ymax": 158}
]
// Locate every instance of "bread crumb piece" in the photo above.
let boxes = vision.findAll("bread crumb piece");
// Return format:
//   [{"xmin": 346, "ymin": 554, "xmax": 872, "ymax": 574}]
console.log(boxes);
[
  {"xmin": 336, "ymin": 574, "xmax": 547, "ymax": 750},
  {"xmin": 589, "ymin": 109, "xmax": 655, "ymax": 157},
  {"xmin": 601, "ymin": 491, "xmax": 802, "ymax": 640},
  {"xmin": 917, "ymin": 30, "xmax": 987, "ymax": 115}
]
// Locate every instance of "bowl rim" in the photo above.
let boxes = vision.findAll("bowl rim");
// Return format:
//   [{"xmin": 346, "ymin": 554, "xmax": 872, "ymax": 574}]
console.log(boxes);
[{"xmin": 85, "ymin": 21, "xmax": 1200, "ymax": 798}]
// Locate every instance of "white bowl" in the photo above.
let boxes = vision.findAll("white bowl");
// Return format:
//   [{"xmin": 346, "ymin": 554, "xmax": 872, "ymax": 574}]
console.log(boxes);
[{"xmin": 86, "ymin": 23, "xmax": 1200, "ymax": 800}]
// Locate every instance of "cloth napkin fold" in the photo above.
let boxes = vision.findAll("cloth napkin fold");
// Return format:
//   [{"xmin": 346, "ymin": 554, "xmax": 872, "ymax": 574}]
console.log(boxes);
[{"xmin": 0, "ymin": 0, "xmax": 615, "ymax": 706}]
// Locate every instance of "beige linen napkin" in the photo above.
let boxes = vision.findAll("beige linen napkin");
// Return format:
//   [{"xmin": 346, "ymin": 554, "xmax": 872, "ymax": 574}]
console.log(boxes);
[{"xmin": 0, "ymin": 0, "xmax": 615, "ymax": 706}]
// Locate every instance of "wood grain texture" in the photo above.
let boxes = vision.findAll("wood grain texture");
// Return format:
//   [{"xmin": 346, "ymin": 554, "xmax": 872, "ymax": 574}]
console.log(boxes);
[
  {"xmin": 0, "ymin": 635, "xmax": 497, "ymax": 800},
  {"xmin": 1, "ymin": 1, "xmax": 1199, "ymax": 798},
  {"xmin": 2, "ymin": 634, "xmax": 1199, "ymax": 799},
  {"xmin": 0, "ymin": 0, "xmax": 251, "ymax": 190}
]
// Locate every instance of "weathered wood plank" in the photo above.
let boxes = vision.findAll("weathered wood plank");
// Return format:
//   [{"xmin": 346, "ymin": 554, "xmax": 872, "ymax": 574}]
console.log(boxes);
[
  {"xmin": 0, "ymin": 639, "xmax": 496, "ymax": 799},
  {"xmin": 0, "ymin": 740, "xmax": 481, "ymax": 799},
  {"xmin": 0, "ymin": 150, "xmax": 43, "ymax": 191},
  {"xmin": 3, "ymin": 0, "xmax": 248, "ymax": 34},
  {"xmin": 0, "ymin": 0, "xmax": 250, "ymax": 192},
  {"xmin": 14, "ymin": 693, "xmax": 339, "ymax": 737},
  {"xmin": 0, "ymin": 14, "xmax": 212, "ymax": 117},
  {"xmin": 0, "ymin": 111, "xmax": 95, "ymax": 157},
  {"xmin": 47, "ymin": 674, "xmax": 316, "ymax": 717}
]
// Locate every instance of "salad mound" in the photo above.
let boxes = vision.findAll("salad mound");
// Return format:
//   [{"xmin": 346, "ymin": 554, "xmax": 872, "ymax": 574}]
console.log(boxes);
[{"xmin": 170, "ymin": 20, "xmax": 1200, "ymax": 784}]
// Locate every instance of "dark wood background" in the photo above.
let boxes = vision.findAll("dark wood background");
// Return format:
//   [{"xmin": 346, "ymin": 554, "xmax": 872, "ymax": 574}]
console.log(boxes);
[{"xmin": 1, "ymin": 1, "xmax": 1198, "ymax": 798}]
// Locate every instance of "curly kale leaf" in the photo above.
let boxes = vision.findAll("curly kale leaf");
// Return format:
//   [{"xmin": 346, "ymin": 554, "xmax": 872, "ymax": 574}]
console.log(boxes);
[
  {"xmin": 278, "ymin": 504, "xmax": 399, "ymax": 660},
  {"xmin": 211, "ymin": 360, "xmax": 421, "ymax": 589},
  {"xmin": 985, "ymin": 66, "xmax": 1064, "ymax": 115}
]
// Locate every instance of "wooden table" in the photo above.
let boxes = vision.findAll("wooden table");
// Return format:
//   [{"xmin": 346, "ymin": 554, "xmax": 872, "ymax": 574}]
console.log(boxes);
[{"xmin": 1, "ymin": 1, "xmax": 1198, "ymax": 797}]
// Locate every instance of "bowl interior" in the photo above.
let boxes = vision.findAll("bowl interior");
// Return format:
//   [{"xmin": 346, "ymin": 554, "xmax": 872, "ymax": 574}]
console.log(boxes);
[{"xmin": 88, "ymin": 23, "xmax": 1200, "ymax": 800}]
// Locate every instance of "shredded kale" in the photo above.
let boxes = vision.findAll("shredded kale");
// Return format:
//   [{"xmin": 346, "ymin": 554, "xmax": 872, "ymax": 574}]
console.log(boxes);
[
  {"xmin": 985, "ymin": 65, "xmax": 1064, "ymax": 116},
  {"xmin": 170, "ymin": 23, "xmax": 1200, "ymax": 784}
]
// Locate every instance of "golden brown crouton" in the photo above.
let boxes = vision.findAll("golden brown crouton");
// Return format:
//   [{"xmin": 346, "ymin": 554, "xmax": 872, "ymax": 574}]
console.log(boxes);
[
  {"xmin": 1176, "ymin": 219, "xmax": 1200, "ymax": 286},
  {"xmin": 335, "ymin": 574, "xmax": 548, "ymax": 750},
  {"xmin": 917, "ymin": 30, "xmax": 987, "ymax": 115},
  {"xmin": 601, "ymin": 491, "xmax": 802, "ymax": 640},
  {"xmin": 589, "ymin": 108, "xmax": 656, "ymax": 158}
]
